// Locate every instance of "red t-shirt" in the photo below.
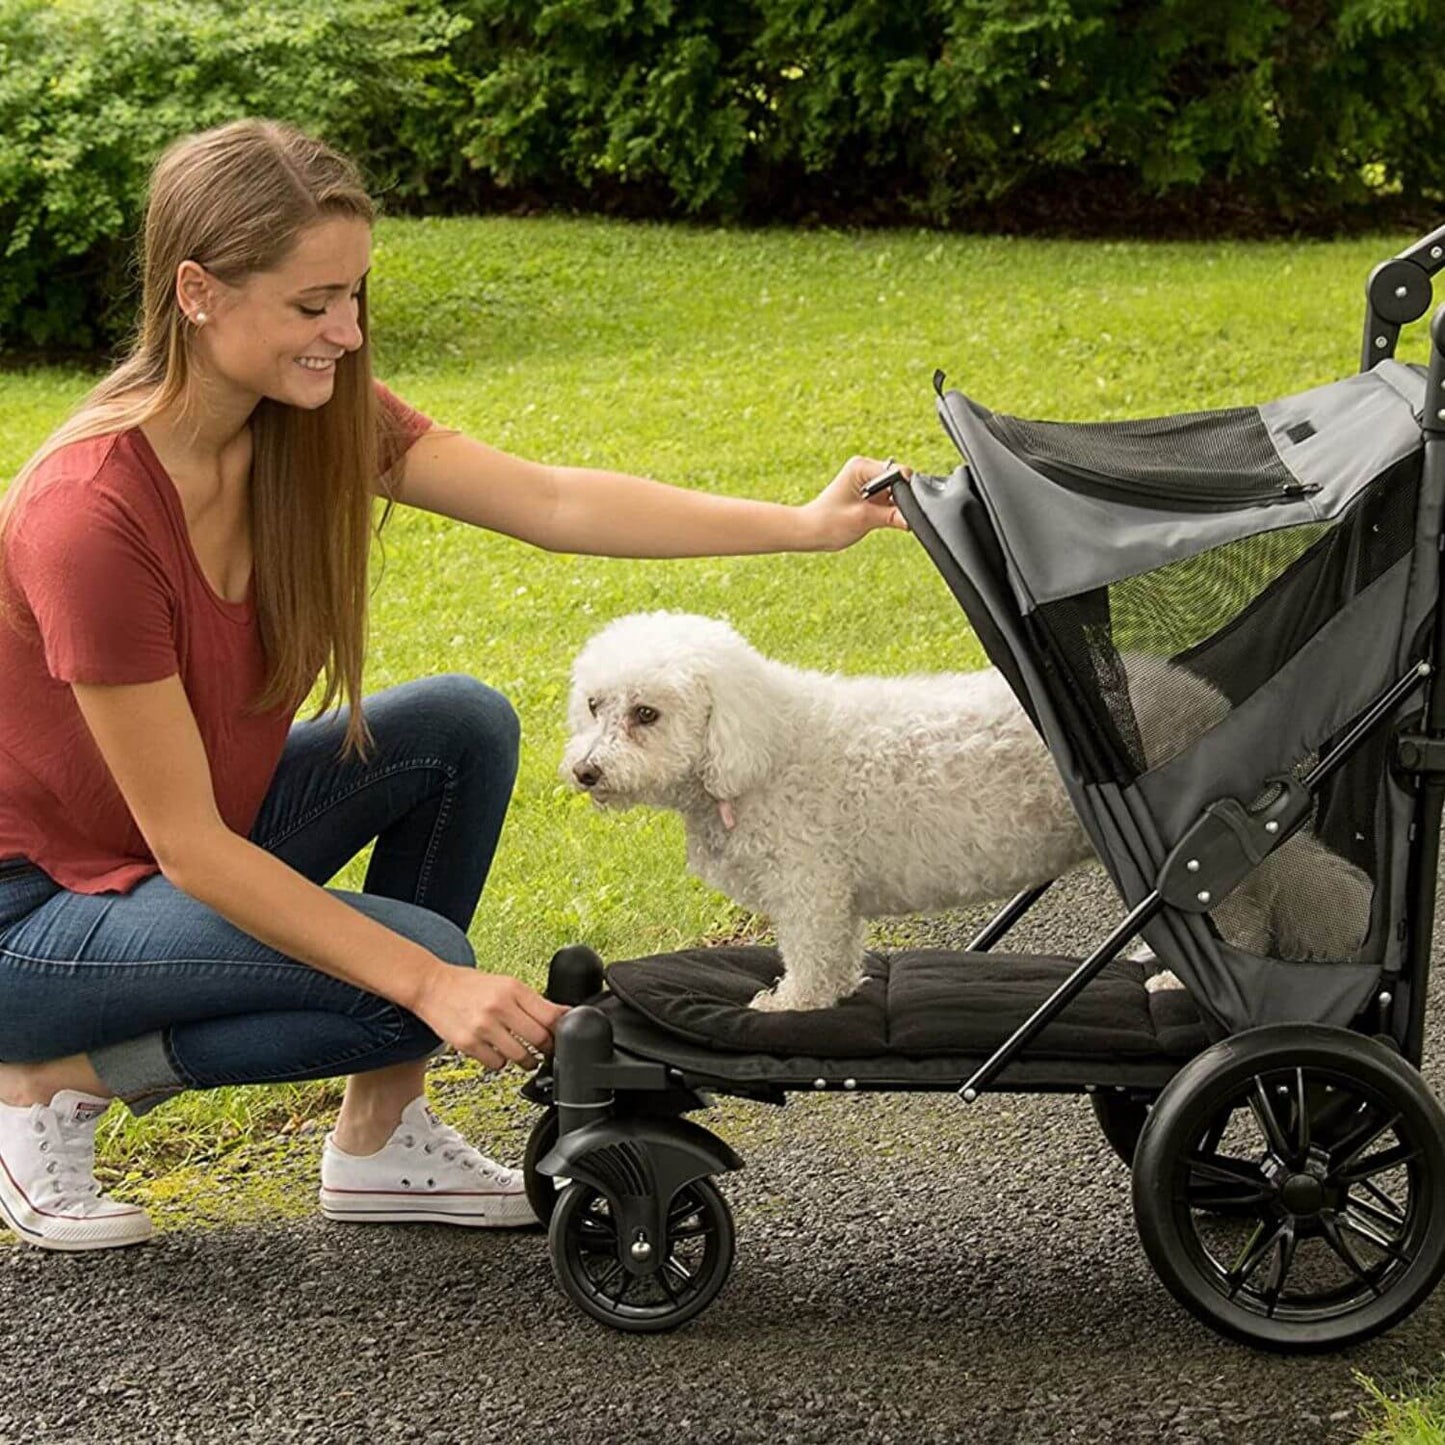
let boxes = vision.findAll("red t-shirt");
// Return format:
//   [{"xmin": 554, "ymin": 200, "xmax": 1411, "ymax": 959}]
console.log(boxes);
[{"xmin": 0, "ymin": 380, "xmax": 433, "ymax": 894}]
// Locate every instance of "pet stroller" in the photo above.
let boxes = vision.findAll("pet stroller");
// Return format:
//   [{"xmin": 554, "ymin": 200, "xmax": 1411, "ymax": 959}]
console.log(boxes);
[{"xmin": 521, "ymin": 225, "xmax": 1445, "ymax": 1350}]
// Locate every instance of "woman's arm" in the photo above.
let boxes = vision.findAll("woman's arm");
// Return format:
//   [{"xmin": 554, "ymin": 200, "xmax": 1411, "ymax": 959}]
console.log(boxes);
[
  {"xmin": 70, "ymin": 676, "xmax": 565, "ymax": 1070},
  {"xmin": 392, "ymin": 429, "xmax": 907, "ymax": 557}
]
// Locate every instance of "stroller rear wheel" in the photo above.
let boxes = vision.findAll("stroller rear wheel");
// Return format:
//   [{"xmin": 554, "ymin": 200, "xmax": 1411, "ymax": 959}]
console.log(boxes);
[
  {"xmin": 1132, "ymin": 1025, "xmax": 1445, "ymax": 1351},
  {"xmin": 548, "ymin": 1176, "xmax": 735, "ymax": 1333}
]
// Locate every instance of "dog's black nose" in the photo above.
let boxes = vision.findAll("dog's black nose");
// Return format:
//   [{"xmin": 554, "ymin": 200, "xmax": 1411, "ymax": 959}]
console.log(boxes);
[{"xmin": 573, "ymin": 764, "xmax": 601, "ymax": 788}]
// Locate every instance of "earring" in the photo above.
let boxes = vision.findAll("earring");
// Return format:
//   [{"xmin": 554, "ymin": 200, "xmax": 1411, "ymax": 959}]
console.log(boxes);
[{"xmin": 194, "ymin": 311, "xmax": 207, "ymax": 325}]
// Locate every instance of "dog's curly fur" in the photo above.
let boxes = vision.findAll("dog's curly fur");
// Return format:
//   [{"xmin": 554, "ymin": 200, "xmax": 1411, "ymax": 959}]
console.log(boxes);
[{"xmin": 562, "ymin": 611, "xmax": 1373, "ymax": 1011}]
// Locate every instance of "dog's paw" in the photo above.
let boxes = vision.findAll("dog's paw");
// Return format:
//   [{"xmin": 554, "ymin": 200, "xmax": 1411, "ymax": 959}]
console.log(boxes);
[
  {"xmin": 1144, "ymin": 969, "xmax": 1186, "ymax": 994},
  {"xmin": 749, "ymin": 981, "xmax": 841, "ymax": 1012},
  {"xmin": 749, "ymin": 986, "xmax": 798, "ymax": 1012}
]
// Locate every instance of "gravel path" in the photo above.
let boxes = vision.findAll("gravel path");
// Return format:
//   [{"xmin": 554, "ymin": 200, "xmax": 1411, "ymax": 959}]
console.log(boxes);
[{"xmin": 4, "ymin": 865, "xmax": 1443, "ymax": 1445}]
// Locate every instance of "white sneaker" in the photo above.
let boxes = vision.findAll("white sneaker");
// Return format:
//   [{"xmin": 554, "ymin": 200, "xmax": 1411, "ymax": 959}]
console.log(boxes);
[
  {"xmin": 318, "ymin": 1096, "xmax": 538, "ymax": 1228},
  {"xmin": 0, "ymin": 1091, "xmax": 153, "ymax": 1251}
]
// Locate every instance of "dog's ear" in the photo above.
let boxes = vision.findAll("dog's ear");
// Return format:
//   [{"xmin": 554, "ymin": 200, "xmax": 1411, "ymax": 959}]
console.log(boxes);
[{"xmin": 699, "ymin": 638, "xmax": 779, "ymax": 801}]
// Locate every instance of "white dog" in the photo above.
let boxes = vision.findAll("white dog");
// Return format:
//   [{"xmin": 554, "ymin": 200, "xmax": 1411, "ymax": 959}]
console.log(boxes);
[{"xmin": 562, "ymin": 612, "xmax": 1372, "ymax": 1011}]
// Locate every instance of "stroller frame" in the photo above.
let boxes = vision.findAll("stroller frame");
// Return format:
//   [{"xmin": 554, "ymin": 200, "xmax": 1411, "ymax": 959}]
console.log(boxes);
[{"xmin": 523, "ymin": 226, "xmax": 1445, "ymax": 1349}]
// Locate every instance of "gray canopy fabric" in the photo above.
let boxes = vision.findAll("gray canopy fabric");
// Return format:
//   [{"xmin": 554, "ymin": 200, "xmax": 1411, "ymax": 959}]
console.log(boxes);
[
  {"xmin": 903, "ymin": 363, "xmax": 1438, "ymax": 1034},
  {"xmin": 937, "ymin": 360, "xmax": 1426, "ymax": 612}
]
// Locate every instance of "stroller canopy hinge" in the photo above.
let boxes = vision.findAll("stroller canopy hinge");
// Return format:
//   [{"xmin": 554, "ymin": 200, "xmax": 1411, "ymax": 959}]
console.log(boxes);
[{"xmin": 1156, "ymin": 777, "xmax": 1314, "ymax": 914}]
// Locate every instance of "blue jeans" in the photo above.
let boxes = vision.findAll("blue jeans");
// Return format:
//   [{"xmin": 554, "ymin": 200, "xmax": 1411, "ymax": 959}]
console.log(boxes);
[{"xmin": 0, "ymin": 675, "xmax": 520, "ymax": 1115}]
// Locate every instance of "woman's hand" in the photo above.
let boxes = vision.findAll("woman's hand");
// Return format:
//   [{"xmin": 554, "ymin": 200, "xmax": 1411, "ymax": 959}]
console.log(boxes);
[
  {"xmin": 413, "ymin": 966, "xmax": 570, "ymax": 1073},
  {"xmin": 800, "ymin": 455, "xmax": 912, "ymax": 553}
]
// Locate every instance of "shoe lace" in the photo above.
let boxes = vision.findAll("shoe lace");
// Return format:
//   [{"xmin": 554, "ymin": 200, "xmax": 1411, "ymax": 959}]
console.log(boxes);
[
  {"xmin": 404, "ymin": 1110, "xmax": 511, "ymax": 1185},
  {"xmin": 33, "ymin": 1114, "xmax": 103, "ymax": 1209}
]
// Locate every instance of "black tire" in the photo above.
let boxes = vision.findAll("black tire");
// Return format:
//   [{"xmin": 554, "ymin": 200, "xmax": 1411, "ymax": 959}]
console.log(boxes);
[
  {"xmin": 1091, "ymin": 1091, "xmax": 1150, "ymax": 1166},
  {"xmin": 548, "ymin": 1176, "xmax": 735, "ymax": 1333},
  {"xmin": 522, "ymin": 1107, "xmax": 564, "ymax": 1227},
  {"xmin": 1132, "ymin": 1025, "xmax": 1445, "ymax": 1351}
]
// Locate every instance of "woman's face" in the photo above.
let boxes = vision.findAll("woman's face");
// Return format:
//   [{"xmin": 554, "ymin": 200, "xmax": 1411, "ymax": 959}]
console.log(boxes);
[{"xmin": 184, "ymin": 215, "xmax": 372, "ymax": 410}]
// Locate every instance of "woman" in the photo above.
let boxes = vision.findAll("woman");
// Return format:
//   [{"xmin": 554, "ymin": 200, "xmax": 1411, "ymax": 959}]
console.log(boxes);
[{"xmin": 0, "ymin": 119, "xmax": 905, "ymax": 1251}]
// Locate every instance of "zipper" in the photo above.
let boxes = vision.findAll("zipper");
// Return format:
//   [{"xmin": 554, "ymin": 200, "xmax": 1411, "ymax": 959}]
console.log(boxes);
[
  {"xmin": 936, "ymin": 393, "xmax": 1321, "ymax": 512},
  {"xmin": 1019, "ymin": 456, "xmax": 1322, "ymax": 512}
]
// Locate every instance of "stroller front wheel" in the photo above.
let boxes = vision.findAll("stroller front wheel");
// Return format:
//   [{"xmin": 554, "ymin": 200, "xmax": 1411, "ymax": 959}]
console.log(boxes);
[
  {"xmin": 522, "ymin": 1106, "xmax": 564, "ymax": 1226},
  {"xmin": 548, "ymin": 1175, "xmax": 736, "ymax": 1333},
  {"xmin": 1132, "ymin": 1025, "xmax": 1445, "ymax": 1351}
]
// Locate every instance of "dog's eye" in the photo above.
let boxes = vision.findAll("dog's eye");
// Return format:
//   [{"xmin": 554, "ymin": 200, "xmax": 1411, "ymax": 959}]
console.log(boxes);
[
  {"xmin": 587, "ymin": 697, "xmax": 598, "ymax": 717},
  {"xmin": 633, "ymin": 705, "xmax": 659, "ymax": 726}
]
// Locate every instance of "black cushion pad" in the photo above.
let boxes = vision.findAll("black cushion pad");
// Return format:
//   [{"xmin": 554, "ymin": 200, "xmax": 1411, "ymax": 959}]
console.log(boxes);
[{"xmin": 603, "ymin": 946, "xmax": 1207, "ymax": 1061}]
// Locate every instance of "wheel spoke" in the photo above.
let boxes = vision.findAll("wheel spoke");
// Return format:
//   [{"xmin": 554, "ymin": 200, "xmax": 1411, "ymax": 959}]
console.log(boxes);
[
  {"xmin": 1335, "ymin": 1140, "xmax": 1420, "ymax": 1185},
  {"xmin": 1250, "ymin": 1079, "xmax": 1294, "ymax": 1161},
  {"xmin": 669, "ymin": 1220, "xmax": 715, "ymax": 1241},
  {"xmin": 1227, "ymin": 1219, "xmax": 1289, "ymax": 1298},
  {"xmin": 1339, "ymin": 1207, "xmax": 1409, "ymax": 1263},
  {"xmin": 591, "ymin": 1258, "xmax": 625, "ymax": 1296},
  {"xmin": 605, "ymin": 1264, "xmax": 636, "ymax": 1306},
  {"xmin": 663, "ymin": 1253, "xmax": 696, "ymax": 1288},
  {"xmin": 664, "ymin": 1190, "xmax": 699, "ymax": 1225},
  {"xmin": 1292, "ymin": 1069, "xmax": 1311, "ymax": 1158},
  {"xmin": 1261, "ymin": 1223, "xmax": 1299, "ymax": 1318},
  {"xmin": 1348, "ymin": 1190, "xmax": 1408, "ymax": 1234},
  {"xmin": 1320, "ymin": 1214, "xmax": 1384, "ymax": 1296},
  {"xmin": 1186, "ymin": 1179, "xmax": 1273, "ymax": 1209},
  {"xmin": 1199, "ymin": 1110, "xmax": 1232, "ymax": 1158},
  {"xmin": 1185, "ymin": 1149, "xmax": 1271, "ymax": 1207},
  {"xmin": 1312, "ymin": 1087, "xmax": 1366, "ymax": 1146},
  {"xmin": 1188, "ymin": 1152, "xmax": 1269, "ymax": 1191},
  {"xmin": 1331, "ymin": 1109, "xmax": 1403, "ymax": 1177},
  {"xmin": 1359, "ymin": 1177, "xmax": 1408, "ymax": 1226},
  {"xmin": 577, "ymin": 1217, "xmax": 618, "ymax": 1255}
]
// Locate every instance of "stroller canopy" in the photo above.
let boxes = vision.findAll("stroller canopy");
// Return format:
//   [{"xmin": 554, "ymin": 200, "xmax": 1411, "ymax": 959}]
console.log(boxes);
[{"xmin": 904, "ymin": 360, "xmax": 1436, "ymax": 1034}]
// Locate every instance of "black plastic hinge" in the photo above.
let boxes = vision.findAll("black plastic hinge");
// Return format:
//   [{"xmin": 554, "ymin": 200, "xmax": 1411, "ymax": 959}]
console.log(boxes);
[
  {"xmin": 1156, "ymin": 775, "xmax": 1313, "ymax": 913},
  {"xmin": 1397, "ymin": 733, "xmax": 1445, "ymax": 775}
]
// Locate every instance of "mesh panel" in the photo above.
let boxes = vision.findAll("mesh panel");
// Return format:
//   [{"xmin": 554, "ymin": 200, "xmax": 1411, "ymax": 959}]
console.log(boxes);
[
  {"xmin": 1029, "ymin": 449, "xmax": 1422, "ymax": 967},
  {"xmin": 1035, "ymin": 452, "xmax": 1422, "ymax": 778},
  {"xmin": 982, "ymin": 406, "xmax": 1297, "ymax": 505}
]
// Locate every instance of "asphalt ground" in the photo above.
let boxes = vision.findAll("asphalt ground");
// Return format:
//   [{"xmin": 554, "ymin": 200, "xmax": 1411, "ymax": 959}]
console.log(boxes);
[{"xmin": 3, "ymin": 864, "xmax": 1444, "ymax": 1445}]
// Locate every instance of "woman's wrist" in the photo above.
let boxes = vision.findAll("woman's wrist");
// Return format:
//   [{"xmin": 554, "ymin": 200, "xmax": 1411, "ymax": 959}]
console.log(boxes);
[
  {"xmin": 398, "ymin": 949, "xmax": 454, "ymax": 1016},
  {"xmin": 794, "ymin": 497, "xmax": 844, "ymax": 553}
]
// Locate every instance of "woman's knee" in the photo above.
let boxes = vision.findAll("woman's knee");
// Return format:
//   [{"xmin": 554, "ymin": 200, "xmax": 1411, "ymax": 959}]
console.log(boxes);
[
  {"xmin": 405, "ymin": 909, "xmax": 476, "ymax": 971},
  {"xmin": 428, "ymin": 675, "xmax": 520, "ymax": 766},
  {"xmin": 344, "ymin": 893, "xmax": 476, "ymax": 970}
]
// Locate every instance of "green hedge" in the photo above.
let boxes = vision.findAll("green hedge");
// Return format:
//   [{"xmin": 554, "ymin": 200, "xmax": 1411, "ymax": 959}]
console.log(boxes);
[
  {"xmin": 3, "ymin": 0, "xmax": 1443, "ymax": 355},
  {"xmin": 439, "ymin": 0, "xmax": 1445, "ymax": 223}
]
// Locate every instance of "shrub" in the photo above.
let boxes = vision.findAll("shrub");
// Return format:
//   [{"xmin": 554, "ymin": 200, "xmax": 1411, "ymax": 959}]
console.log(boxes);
[
  {"xmin": 0, "ymin": 0, "xmax": 467, "ymax": 353},
  {"xmin": 4, "ymin": 0, "xmax": 1443, "ymax": 356},
  {"xmin": 440, "ymin": 0, "xmax": 1445, "ymax": 225}
]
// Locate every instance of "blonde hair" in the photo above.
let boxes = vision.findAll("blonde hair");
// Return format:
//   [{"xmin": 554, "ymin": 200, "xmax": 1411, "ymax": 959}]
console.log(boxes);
[{"xmin": 0, "ymin": 118, "xmax": 416, "ymax": 762}]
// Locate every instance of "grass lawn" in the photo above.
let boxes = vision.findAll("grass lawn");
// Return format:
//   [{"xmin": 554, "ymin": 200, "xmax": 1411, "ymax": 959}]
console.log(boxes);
[
  {"xmin": 1357, "ymin": 1366, "xmax": 1445, "ymax": 1444},
  {"xmin": 1, "ymin": 220, "xmax": 1440, "ymax": 1416}
]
